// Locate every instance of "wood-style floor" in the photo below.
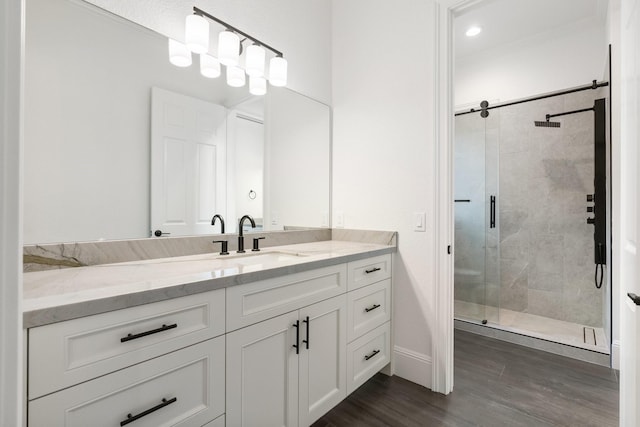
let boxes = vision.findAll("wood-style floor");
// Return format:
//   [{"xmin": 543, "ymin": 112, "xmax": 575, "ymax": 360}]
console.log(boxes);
[{"xmin": 313, "ymin": 330, "xmax": 619, "ymax": 427}]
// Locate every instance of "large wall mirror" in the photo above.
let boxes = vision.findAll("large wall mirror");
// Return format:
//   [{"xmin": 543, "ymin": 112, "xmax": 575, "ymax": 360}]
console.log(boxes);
[{"xmin": 23, "ymin": 0, "xmax": 330, "ymax": 244}]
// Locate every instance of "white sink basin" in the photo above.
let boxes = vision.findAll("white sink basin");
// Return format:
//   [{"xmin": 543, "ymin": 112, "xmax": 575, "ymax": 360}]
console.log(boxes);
[{"xmin": 226, "ymin": 251, "xmax": 308, "ymax": 266}]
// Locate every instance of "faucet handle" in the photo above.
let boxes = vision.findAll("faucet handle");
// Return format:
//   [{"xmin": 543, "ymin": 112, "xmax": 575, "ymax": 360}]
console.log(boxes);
[
  {"xmin": 252, "ymin": 237, "xmax": 266, "ymax": 252},
  {"xmin": 212, "ymin": 240, "xmax": 229, "ymax": 255}
]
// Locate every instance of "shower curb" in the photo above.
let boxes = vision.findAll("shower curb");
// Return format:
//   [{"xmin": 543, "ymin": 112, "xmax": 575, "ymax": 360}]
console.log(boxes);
[{"xmin": 455, "ymin": 319, "xmax": 611, "ymax": 367}]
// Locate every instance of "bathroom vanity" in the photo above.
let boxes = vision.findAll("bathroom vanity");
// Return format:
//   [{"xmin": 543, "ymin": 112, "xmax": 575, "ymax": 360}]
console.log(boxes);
[{"xmin": 23, "ymin": 240, "xmax": 394, "ymax": 427}]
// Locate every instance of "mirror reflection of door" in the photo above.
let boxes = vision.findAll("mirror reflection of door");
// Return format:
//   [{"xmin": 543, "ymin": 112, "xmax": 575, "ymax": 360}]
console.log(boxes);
[{"xmin": 151, "ymin": 87, "xmax": 227, "ymax": 237}]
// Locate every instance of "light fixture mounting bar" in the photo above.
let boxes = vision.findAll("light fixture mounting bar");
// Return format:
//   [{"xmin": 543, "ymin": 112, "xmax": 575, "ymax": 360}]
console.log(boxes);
[{"xmin": 192, "ymin": 7, "xmax": 283, "ymax": 57}]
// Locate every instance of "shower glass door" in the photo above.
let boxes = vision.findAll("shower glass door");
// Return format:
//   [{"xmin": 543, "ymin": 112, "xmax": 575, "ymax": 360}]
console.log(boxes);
[{"xmin": 454, "ymin": 109, "xmax": 500, "ymax": 325}]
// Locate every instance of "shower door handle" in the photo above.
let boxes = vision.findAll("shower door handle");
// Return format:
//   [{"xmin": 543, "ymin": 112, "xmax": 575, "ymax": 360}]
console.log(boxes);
[{"xmin": 490, "ymin": 196, "xmax": 496, "ymax": 229}]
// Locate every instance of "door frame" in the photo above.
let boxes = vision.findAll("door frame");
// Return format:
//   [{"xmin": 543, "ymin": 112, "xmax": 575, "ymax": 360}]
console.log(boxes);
[
  {"xmin": 433, "ymin": 0, "xmax": 495, "ymax": 394},
  {"xmin": 0, "ymin": 0, "xmax": 24, "ymax": 424}
]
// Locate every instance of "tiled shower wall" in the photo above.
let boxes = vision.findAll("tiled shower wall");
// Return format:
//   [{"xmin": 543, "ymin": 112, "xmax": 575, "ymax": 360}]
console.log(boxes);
[{"xmin": 456, "ymin": 88, "xmax": 607, "ymax": 327}]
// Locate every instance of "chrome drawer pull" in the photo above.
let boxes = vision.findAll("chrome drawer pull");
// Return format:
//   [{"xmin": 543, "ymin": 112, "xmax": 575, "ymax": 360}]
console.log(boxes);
[
  {"xmin": 365, "ymin": 267, "xmax": 381, "ymax": 274},
  {"xmin": 120, "ymin": 397, "xmax": 177, "ymax": 426},
  {"xmin": 120, "ymin": 323, "xmax": 178, "ymax": 343},
  {"xmin": 364, "ymin": 349, "xmax": 380, "ymax": 361},
  {"xmin": 364, "ymin": 304, "xmax": 381, "ymax": 313}
]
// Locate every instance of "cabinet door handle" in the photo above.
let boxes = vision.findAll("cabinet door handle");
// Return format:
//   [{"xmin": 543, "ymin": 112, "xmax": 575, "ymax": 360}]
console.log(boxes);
[
  {"xmin": 364, "ymin": 304, "xmax": 381, "ymax": 313},
  {"xmin": 302, "ymin": 316, "xmax": 310, "ymax": 350},
  {"xmin": 292, "ymin": 320, "xmax": 300, "ymax": 354},
  {"xmin": 120, "ymin": 323, "xmax": 177, "ymax": 343},
  {"xmin": 120, "ymin": 397, "xmax": 177, "ymax": 426},
  {"xmin": 365, "ymin": 267, "xmax": 381, "ymax": 274},
  {"xmin": 364, "ymin": 349, "xmax": 380, "ymax": 361}
]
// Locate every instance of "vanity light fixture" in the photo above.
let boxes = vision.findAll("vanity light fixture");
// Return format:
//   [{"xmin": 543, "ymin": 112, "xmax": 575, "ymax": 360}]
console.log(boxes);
[
  {"xmin": 168, "ymin": 6, "xmax": 287, "ymax": 94},
  {"xmin": 185, "ymin": 14, "xmax": 209, "ymax": 54},
  {"xmin": 465, "ymin": 26, "xmax": 482, "ymax": 37}
]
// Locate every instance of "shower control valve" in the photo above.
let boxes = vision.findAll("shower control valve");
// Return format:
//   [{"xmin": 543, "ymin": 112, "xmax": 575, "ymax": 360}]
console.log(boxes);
[
  {"xmin": 587, "ymin": 206, "xmax": 594, "ymax": 213},
  {"xmin": 586, "ymin": 194, "xmax": 595, "ymax": 202}
]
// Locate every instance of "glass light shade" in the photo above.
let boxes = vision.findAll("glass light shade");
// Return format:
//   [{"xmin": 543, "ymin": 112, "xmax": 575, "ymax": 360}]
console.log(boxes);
[
  {"xmin": 200, "ymin": 54, "xmax": 221, "ymax": 78},
  {"xmin": 218, "ymin": 31, "xmax": 240, "ymax": 66},
  {"xmin": 249, "ymin": 76, "xmax": 267, "ymax": 96},
  {"xmin": 245, "ymin": 44, "xmax": 266, "ymax": 77},
  {"xmin": 226, "ymin": 66, "xmax": 246, "ymax": 87},
  {"xmin": 168, "ymin": 39, "xmax": 192, "ymax": 67},
  {"xmin": 269, "ymin": 56, "xmax": 288, "ymax": 87},
  {"xmin": 185, "ymin": 15, "xmax": 209, "ymax": 54}
]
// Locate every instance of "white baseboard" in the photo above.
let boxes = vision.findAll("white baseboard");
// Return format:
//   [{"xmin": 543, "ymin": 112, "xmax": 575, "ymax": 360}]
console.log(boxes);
[
  {"xmin": 393, "ymin": 346, "xmax": 432, "ymax": 389},
  {"xmin": 611, "ymin": 340, "xmax": 620, "ymax": 370}
]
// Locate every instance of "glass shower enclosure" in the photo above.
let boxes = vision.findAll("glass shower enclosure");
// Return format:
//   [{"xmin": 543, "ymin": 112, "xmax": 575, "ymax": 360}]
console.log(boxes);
[{"xmin": 454, "ymin": 108, "xmax": 500, "ymax": 325}]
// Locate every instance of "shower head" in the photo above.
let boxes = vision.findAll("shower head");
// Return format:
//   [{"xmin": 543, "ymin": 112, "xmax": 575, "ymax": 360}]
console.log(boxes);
[
  {"xmin": 535, "ymin": 114, "xmax": 561, "ymax": 128},
  {"xmin": 534, "ymin": 120, "xmax": 561, "ymax": 128}
]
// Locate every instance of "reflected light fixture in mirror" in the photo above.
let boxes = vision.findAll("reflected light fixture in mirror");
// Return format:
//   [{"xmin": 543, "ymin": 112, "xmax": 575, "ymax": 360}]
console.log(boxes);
[
  {"xmin": 200, "ymin": 54, "xmax": 221, "ymax": 78},
  {"xmin": 167, "ymin": 6, "xmax": 288, "ymax": 95},
  {"xmin": 250, "ymin": 76, "xmax": 267, "ymax": 96},
  {"xmin": 227, "ymin": 66, "xmax": 246, "ymax": 87},
  {"xmin": 168, "ymin": 39, "xmax": 192, "ymax": 67}
]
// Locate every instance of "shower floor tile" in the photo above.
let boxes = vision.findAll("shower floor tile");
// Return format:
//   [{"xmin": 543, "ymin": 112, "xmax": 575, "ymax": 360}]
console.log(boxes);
[{"xmin": 455, "ymin": 300, "xmax": 610, "ymax": 354}]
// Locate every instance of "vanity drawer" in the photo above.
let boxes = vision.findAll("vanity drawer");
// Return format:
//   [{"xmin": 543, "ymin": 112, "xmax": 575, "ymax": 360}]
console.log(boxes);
[
  {"xmin": 347, "ymin": 254, "xmax": 391, "ymax": 290},
  {"xmin": 226, "ymin": 263, "xmax": 347, "ymax": 331},
  {"xmin": 29, "ymin": 336, "xmax": 225, "ymax": 427},
  {"xmin": 348, "ymin": 279, "xmax": 391, "ymax": 342},
  {"xmin": 346, "ymin": 322, "xmax": 391, "ymax": 394},
  {"xmin": 29, "ymin": 289, "xmax": 225, "ymax": 399}
]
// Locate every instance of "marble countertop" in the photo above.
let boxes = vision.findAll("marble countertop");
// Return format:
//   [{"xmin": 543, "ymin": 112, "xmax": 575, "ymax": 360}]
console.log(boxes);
[{"xmin": 23, "ymin": 240, "xmax": 394, "ymax": 328}]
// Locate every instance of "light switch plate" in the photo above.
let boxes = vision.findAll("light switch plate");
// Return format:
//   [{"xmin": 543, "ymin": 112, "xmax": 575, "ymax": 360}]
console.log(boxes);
[
  {"xmin": 271, "ymin": 212, "xmax": 279, "ymax": 226},
  {"xmin": 321, "ymin": 212, "xmax": 329, "ymax": 227},
  {"xmin": 414, "ymin": 212, "xmax": 426, "ymax": 232},
  {"xmin": 336, "ymin": 211, "xmax": 345, "ymax": 228}
]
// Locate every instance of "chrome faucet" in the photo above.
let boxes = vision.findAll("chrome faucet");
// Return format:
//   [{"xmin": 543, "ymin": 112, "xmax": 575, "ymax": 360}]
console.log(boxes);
[
  {"xmin": 211, "ymin": 214, "xmax": 225, "ymax": 233},
  {"xmin": 237, "ymin": 215, "xmax": 256, "ymax": 253}
]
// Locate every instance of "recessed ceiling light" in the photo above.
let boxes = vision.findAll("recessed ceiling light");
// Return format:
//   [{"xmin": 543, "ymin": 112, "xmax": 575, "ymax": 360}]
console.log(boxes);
[{"xmin": 465, "ymin": 26, "xmax": 482, "ymax": 37}]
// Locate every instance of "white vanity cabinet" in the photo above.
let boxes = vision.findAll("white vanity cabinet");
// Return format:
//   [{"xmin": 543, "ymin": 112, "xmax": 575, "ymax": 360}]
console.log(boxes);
[
  {"xmin": 226, "ymin": 294, "xmax": 347, "ymax": 427},
  {"xmin": 27, "ymin": 289, "xmax": 227, "ymax": 427},
  {"xmin": 26, "ymin": 249, "xmax": 393, "ymax": 427},
  {"xmin": 226, "ymin": 253, "xmax": 392, "ymax": 427}
]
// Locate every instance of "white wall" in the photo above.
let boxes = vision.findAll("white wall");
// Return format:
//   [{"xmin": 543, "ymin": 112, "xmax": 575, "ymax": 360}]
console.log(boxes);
[
  {"xmin": 0, "ymin": 0, "xmax": 23, "ymax": 424},
  {"xmin": 332, "ymin": 0, "xmax": 438, "ymax": 388},
  {"xmin": 233, "ymin": 115, "xmax": 264, "ymax": 223},
  {"xmin": 455, "ymin": 19, "xmax": 609, "ymax": 107}
]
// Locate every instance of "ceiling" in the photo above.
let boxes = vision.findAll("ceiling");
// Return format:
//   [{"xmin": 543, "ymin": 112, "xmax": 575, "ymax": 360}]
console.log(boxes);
[{"xmin": 455, "ymin": 0, "xmax": 609, "ymax": 59}]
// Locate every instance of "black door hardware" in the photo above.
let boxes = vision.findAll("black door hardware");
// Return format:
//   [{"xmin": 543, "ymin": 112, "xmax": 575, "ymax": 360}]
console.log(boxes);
[
  {"xmin": 365, "ymin": 304, "xmax": 381, "ymax": 313},
  {"xmin": 120, "ymin": 324, "xmax": 177, "ymax": 343},
  {"xmin": 120, "ymin": 397, "xmax": 177, "ymax": 426},
  {"xmin": 302, "ymin": 316, "xmax": 310, "ymax": 350},
  {"xmin": 365, "ymin": 267, "xmax": 381, "ymax": 274},
  {"xmin": 489, "ymin": 196, "xmax": 496, "ymax": 229},
  {"xmin": 454, "ymin": 199, "xmax": 471, "ymax": 203},
  {"xmin": 364, "ymin": 349, "xmax": 381, "ymax": 361},
  {"xmin": 292, "ymin": 320, "xmax": 300, "ymax": 354},
  {"xmin": 628, "ymin": 293, "xmax": 640, "ymax": 306},
  {"xmin": 153, "ymin": 230, "xmax": 171, "ymax": 237}
]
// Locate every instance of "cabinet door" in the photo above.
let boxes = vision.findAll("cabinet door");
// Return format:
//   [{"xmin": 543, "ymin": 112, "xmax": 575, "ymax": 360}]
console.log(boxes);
[
  {"xmin": 298, "ymin": 295, "xmax": 347, "ymax": 427},
  {"xmin": 226, "ymin": 311, "xmax": 299, "ymax": 427}
]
